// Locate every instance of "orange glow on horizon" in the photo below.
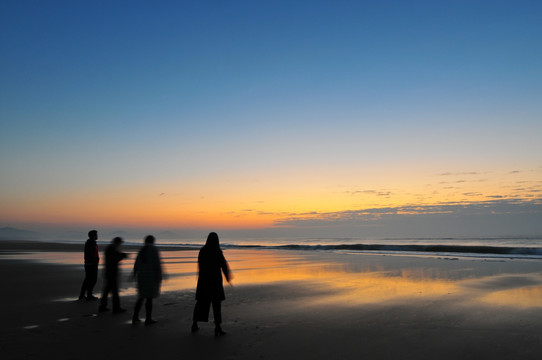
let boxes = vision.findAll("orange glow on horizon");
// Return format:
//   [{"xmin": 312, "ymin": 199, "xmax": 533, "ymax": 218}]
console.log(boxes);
[{"xmin": 2, "ymin": 165, "xmax": 540, "ymax": 229}]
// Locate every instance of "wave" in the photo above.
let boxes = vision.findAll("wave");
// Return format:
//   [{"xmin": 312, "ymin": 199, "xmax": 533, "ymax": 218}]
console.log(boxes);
[{"xmin": 219, "ymin": 243, "xmax": 542, "ymax": 258}]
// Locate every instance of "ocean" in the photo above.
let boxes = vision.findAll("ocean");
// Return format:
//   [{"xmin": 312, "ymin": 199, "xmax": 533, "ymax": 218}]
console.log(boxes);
[
  {"xmin": 141, "ymin": 236, "xmax": 542, "ymax": 260},
  {"xmin": 4, "ymin": 234, "xmax": 542, "ymax": 260}
]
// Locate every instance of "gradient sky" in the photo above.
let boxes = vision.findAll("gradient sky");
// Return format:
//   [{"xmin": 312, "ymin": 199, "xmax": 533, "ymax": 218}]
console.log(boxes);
[{"xmin": 1, "ymin": 0, "xmax": 541, "ymax": 239}]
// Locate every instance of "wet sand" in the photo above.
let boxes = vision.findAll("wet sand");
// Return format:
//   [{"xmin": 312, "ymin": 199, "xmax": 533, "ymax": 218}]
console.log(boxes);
[{"xmin": 2, "ymin": 240, "xmax": 542, "ymax": 360}]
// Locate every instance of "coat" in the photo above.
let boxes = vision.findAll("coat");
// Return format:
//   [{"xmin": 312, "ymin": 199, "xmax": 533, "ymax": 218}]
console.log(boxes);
[
  {"xmin": 103, "ymin": 244, "xmax": 127, "ymax": 280},
  {"xmin": 133, "ymin": 244, "xmax": 163, "ymax": 298},
  {"xmin": 84, "ymin": 239, "xmax": 99, "ymax": 265},
  {"xmin": 195, "ymin": 246, "xmax": 230, "ymax": 302}
]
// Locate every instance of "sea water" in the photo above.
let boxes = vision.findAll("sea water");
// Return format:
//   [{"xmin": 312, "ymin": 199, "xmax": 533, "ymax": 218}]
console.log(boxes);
[{"xmin": 152, "ymin": 235, "xmax": 542, "ymax": 259}]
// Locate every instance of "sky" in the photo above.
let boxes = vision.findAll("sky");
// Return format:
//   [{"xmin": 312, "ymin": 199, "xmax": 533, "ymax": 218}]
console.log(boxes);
[{"xmin": 1, "ymin": 0, "xmax": 541, "ymax": 240}]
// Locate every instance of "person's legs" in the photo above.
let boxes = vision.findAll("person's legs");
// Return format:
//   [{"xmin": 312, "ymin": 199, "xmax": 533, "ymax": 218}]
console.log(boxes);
[
  {"xmin": 192, "ymin": 302, "xmax": 200, "ymax": 331},
  {"xmin": 80, "ymin": 265, "xmax": 98, "ymax": 299},
  {"xmin": 212, "ymin": 300, "xmax": 226, "ymax": 336},
  {"xmin": 79, "ymin": 274, "xmax": 88, "ymax": 299},
  {"xmin": 192, "ymin": 302, "xmax": 198, "ymax": 322},
  {"xmin": 99, "ymin": 281, "xmax": 110, "ymax": 311},
  {"xmin": 145, "ymin": 298, "xmax": 153, "ymax": 319},
  {"xmin": 133, "ymin": 297, "xmax": 144, "ymax": 323},
  {"xmin": 212, "ymin": 300, "xmax": 222, "ymax": 325},
  {"xmin": 111, "ymin": 279, "xmax": 123, "ymax": 312},
  {"xmin": 144, "ymin": 298, "xmax": 155, "ymax": 324},
  {"xmin": 87, "ymin": 265, "xmax": 98, "ymax": 298}
]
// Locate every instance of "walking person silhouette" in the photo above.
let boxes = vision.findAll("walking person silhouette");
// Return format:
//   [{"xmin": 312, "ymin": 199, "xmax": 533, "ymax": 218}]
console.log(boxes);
[
  {"xmin": 99, "ymin": 237, "xmax": 128, "ymax": 313},
  {"xmin": 191, "ymin": 232, "xmax": 232, "ymax": 336},
  {"xmin": 132, "ymin": 235, "xmax": 163, "ymax": 325}
]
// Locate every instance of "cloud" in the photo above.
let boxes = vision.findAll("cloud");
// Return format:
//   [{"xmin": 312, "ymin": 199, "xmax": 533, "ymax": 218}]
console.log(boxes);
[
  {"xmin": 439, "ymin": 172, "xmax": 479, "ymax": 176},
  {"xmin": 272, "ymin": 199, "xmax": 542, "ymax": 231},
  {"xmin": 462, "ymin": 192, "xmax": 482, "ymax": 196},
  {"xmin": 345, "ymin": 189, "xmax": 392, "ymax": 197}
]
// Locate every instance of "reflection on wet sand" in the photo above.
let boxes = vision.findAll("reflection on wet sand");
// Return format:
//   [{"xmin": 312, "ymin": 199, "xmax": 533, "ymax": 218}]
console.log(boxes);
[
  {"xmin": 160, "ymin": 249, "xmax": 542, "ymax": 309},
  {"xmin": 479, "ymin": 286, "xmax": 542, "ymax": 307},
  {"xmin": 7, "ymin": 248, "xmax": 542, "ymax": 309}
]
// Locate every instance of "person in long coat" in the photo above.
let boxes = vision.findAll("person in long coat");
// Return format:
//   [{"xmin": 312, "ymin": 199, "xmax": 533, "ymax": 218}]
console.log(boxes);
[
  {"xmin": 132, "ymin": 235, "xmax": 163, "ymax": 325},
  {"xmin": 192, "ymin": 232, "xmax": 232, "ymax": 336}
]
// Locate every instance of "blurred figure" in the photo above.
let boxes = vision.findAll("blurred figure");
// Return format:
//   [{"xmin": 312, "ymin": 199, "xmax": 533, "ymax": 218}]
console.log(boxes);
[
  {"xmin": 98, "ymin": 237, "xmax": 128, "ymax": 313},
  {"xmin": 132, "ymin": 235, "xmax": 163, "ymax": 325},
  {"xmin": 79, "ymin": 230, "xmax": 100, "ymax": 300},
  {"xmin": 192, "ymin": 232, "xmax": 232, "ymax": 336}
]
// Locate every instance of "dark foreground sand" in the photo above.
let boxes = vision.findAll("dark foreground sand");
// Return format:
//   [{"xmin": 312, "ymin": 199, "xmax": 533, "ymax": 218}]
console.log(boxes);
[{"xmin": 2, "ymin": 241, "xmax": 542, "ymax": 360}]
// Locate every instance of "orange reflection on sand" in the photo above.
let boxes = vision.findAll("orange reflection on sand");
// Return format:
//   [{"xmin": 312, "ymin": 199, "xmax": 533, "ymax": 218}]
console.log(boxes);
[
  {"xmin": 159, "ymin": 250, "xmax": 316, "ymax": 292},
  {"xmin": 10, "ymin": 248, "xmax": 542, "ymax": 310},
  {"xmin": 306, "ymin": 271, "xmax": 458, "ymax": 306},
  {"xmin": 163, "ymin": 250, "xmax": 542, "ymax": 309},
  {"xmin": 1, "ymin": 251, "xmax": 84, "ymax": 265},
  {"xmin": 479, "ymin": 286, "xmax": 542, "ymax": 308},
  {"xmin": 192, "ymin": 250, "xmax": 460, "ymax": 306}
]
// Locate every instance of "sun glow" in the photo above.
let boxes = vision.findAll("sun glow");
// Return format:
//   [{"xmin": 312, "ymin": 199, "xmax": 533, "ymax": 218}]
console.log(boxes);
[{"xmin": 2, "ymin": 164, "xmax": 540, "ymax": 231}]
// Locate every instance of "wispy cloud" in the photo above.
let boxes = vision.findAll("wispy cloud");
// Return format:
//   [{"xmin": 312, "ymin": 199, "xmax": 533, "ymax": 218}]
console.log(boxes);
[
  {"xmin": 345, "ymin": 189, "xmax": 392, "ymax": 197},
  {"xmin": 438, "ymin": 172, "xmax": 479, "ymax": 176},
  {"xmin": 272, "ymin": 199, "xmax": 542, "ymax": 228}
]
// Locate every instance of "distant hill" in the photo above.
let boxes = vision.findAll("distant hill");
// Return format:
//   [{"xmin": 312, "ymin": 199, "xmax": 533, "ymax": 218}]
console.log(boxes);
[{"xmin": 0, "ymin": 226, "xmax": 42, "ymax": 240}]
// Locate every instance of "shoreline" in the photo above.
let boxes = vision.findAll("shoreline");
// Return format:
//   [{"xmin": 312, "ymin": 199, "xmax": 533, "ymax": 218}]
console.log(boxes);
[
  {"xmin": 3, "ymin": 238, "xmax": 542, "ymax": 261},
  {"xmin": 0, "ymin": 239, "xmax": 199, "ymax": 252}
]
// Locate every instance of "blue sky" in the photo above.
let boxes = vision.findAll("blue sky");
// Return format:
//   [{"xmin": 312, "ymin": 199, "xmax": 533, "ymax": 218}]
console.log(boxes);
[{"xmin": 1, "ymin": 1, "xmax": 541, "ymax": 239}]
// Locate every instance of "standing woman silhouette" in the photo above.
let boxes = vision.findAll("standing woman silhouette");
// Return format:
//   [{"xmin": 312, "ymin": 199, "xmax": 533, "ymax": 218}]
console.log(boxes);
[{"xmin": 192, "ymin": 232, "xmax": 232, "ymax": 336}]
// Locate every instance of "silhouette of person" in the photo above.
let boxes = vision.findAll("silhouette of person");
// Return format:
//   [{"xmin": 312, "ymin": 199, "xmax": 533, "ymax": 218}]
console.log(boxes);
[
  {"xmin": 192, "ymin": 232, "xmax": 232, "ymax": 336},
  {"xmin": 98, "ymin": 237, "xmax": 128, "ymax": 313},
  {"xmin": 132, "ymin": 235, "xmax": 163, "ymax": 325},
  {"xmin": 79, "ymin": 230, "xmax": 100, "ymax": 300}
]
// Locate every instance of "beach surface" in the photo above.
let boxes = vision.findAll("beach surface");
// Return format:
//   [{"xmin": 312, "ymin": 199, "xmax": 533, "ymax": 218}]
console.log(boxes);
[{"xmin": 2, "ymin": 240, "xmax": 542, "ymax": 360}]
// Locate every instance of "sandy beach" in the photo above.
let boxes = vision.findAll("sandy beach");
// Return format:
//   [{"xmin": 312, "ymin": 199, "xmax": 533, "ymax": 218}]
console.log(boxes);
[{"xmin": 2, "ymin": 240, "xmax": 542, "ymax": 360}]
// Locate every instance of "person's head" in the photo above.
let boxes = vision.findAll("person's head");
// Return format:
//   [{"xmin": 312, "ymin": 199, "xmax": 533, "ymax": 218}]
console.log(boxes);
[
  {"xmin": 112, "ymin": 237, "xmax": 123, "ymax": 248},
  {"xmin": 88, "ymin": 230, "xmax": 98, "ymax": 241},
  {"xmin": 205, "ymin": 232, "xmax": 220, "ymax": 249},
  {"xmin": 145, "ymin": 235, "xmax": 155, "ymax": 245}
]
